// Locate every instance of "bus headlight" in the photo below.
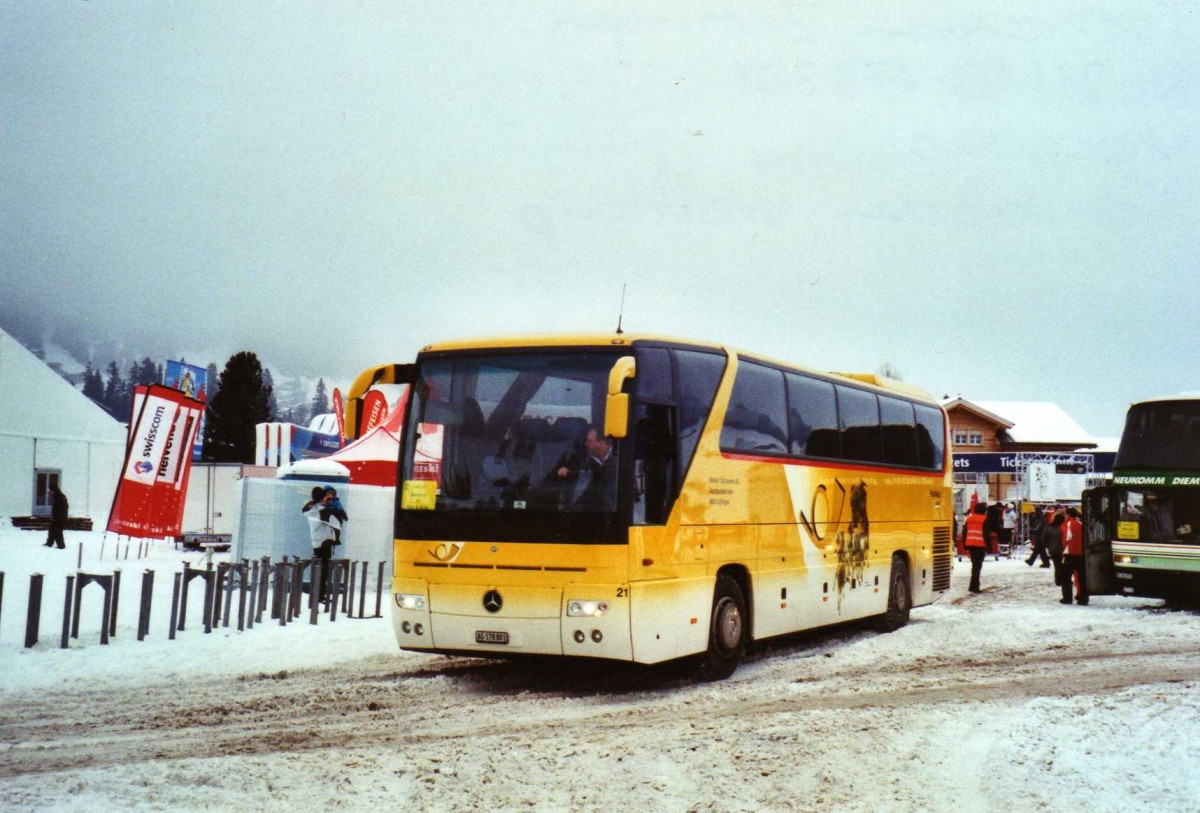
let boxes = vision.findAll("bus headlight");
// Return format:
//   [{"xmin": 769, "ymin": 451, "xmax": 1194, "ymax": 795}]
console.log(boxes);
[
  {"xmin": 395, "ymin": 593, "xmax": 427, "ymax": 611},
  {"xmin": 567, "ymin": 600, "xmax": 608, "ymax": 618},
  {"xmin": 1114, "ymin": 555, "xmax": 1138, "ymax": 565}
]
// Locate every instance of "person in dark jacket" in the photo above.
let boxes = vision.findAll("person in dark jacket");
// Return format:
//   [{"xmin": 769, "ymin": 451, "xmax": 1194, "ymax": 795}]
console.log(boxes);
[
  {"xmin": 984, "ymin": 502, "xmax": 1003, "ymax": 561},
  {"xmin": 1025, "ymin": 507, "xmax": 1051, "ymax": 567},
  {"xmin": 44, "ymin": 485, "xmax": 68, "ymax": 549},
  {"xmin": 1041, "ymin": 512, "xmax": 1066, "ymax": 599}
]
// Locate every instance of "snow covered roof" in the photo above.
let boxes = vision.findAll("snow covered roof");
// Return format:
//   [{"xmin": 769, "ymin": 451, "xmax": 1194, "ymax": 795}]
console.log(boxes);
[
  {"xmin": 275, "ymin": 457, "xmax": 351, "ymax": 482},
  {"xmin": 970, "ymin": 400, "xmax": 1095, "ymax": 447},
  {"xmin": 0, "ymin": 326, "xmax": 125, "ymax": 442},
  {"xmin": 940, "ymin": 398, "xmax": 1013, "ymax": 429},
  {"xmin": 309, "ymin": 413, "xmax": 340, "ymax": 434}
]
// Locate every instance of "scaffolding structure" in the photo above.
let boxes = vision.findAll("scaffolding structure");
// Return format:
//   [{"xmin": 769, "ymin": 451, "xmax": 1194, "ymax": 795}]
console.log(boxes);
[{"xmin": 1012, "ymin": 452, "xmax": 1096, "ymax": 502}]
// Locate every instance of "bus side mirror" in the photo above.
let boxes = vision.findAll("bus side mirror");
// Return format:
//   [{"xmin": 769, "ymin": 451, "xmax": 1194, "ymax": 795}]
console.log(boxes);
[
  {"xmin": 604, "ymin": 356, "xmax": 636, "ymax": 439},
  {"xmin": 344, "ymin": 363, "xmax": 415, "ymax": 440}
]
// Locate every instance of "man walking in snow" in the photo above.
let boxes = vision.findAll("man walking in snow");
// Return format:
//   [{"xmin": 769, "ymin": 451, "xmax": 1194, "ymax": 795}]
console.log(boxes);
[{"xmin": 43, "ymin": 485, "xmax": 68, "ymax": 549}]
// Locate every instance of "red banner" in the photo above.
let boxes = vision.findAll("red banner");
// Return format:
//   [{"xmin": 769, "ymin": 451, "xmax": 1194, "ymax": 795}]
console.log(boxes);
[
  {"xmin": 107, "ymin": 384, "xmax": 206, "ymax": 539},
  {"xmin": 360, "ymin": 389, "xmax": 389, "ymax": 434}
]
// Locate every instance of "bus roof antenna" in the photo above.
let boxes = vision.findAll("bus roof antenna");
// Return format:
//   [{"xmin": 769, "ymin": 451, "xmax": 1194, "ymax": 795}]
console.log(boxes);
[{"xmin": 615, "ymin": 283, "xmax": 627, "ymax": 335}]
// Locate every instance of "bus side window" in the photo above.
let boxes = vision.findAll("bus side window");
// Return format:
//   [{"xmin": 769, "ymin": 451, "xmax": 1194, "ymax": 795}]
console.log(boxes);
[
  {"xmin": 673, "ymin": 349, "xmax": 726, "ymax": 479},
  {"xmin": 837, "ymin": 385, "xmax": 881, "ymax": 463},
  {"xmin": 879, "ymin": 395, "xmax": 918, "ymax": 467},
  {"xmin": 787, "ymin": 373, "xmax": 838, "ymax": 458},
  {"xmin": 720, "ymin": 361, "xmax": 787, "ymax": 454},
  {"xmin": 914, "ymin": 404, "xmax": 946, "ymax": 470}
]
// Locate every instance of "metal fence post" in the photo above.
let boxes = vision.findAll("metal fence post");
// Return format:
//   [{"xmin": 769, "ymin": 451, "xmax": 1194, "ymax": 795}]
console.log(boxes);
[
  {"xmin": 71, "ymin": 572, "xmax": 83, "ymax": 639},
  {"xmin": 202, "ymin": 566, "xmax": 214, "ymax": 635},
  {"xmin": 178, "ymin": 568, "xmax": 191, "ymax": 631},
  {"xmin": 169, "ymin": 572, "xmax": 181, "ymax": 640},
  {"xmin": 329, "ymin": 564, "xmax": 342, "ymax": 622},
  {"xmin": 137, "ymin": 569, "xmax": 154, "ymax": 641},
  {"xmin": 237, "ymin": 564, "xmax": 248, "ymax": 632},
  {"xmin": 358, "ymin": 561, "xmax": 369, "ymax": 619},
  {"xmin": 61, "ymin": 574, "xmax": 74, "ymax": 649},
  {"xmin": 98, "ymin": 578, "xmax": 111, "ymax": 646},
  {"xmin": 109, "ymin": 569, "xmax": 121, "ymax": 638},
  {"xmin": 247, "ymin": 560, "xmax": 259, "ymax": 629},
  {"xmin": 221, "ymin": 564, "xmax": 235, "ymax": 628},
  {"xmin": 24, "ymin": 573, "xmax": 43, "ymax": 648},
  {"xmin": 375, "ymin": 561, "xmax": 386, "ymax": 619}
]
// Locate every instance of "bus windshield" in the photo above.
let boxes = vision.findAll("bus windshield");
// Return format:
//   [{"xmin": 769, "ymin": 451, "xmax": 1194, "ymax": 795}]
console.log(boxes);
[
  {"xmin": 1115, "ymin": 400, "xmax": 1200, "ymax": 471},
  {"xmin": 1115, "ymin": 489, "xmax": 1200, "ymax": 543},
  {"xmin": 399, "ymin": 351, "xmax": 625, "ymax": 535}
]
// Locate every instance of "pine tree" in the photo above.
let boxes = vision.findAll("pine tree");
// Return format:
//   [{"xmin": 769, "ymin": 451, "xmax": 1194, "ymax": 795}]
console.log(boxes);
[
  {"xmin": 82, "ymin": 362, "xmax": 105, "ymax": 405},
  {"xmin": 263, "ymin": 367, "xmax": 280, "ymax": 420},
  {"xmin": 205, "ymin": 362, "xmax": 220, "ymax": 403},
  {"xmin": 103, "ymin": 361, "xmax": 128, "ymax": 419},
  {"xmin": 203, "ymin": 351, "xmax": 274, "ymax": 462},
  {"xmin": 311, "ymin": 377, "xmax": 330, "ymax": 417}
]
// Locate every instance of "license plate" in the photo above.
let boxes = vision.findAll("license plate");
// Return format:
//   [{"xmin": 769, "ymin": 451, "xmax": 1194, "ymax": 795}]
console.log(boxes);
[{"xmin": 475, "ymin": 630, "xmax": 509, "ymax": 645}]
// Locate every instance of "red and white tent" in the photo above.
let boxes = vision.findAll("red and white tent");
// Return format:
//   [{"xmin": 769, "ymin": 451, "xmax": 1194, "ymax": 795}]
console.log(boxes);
[{"xmin": 323, "ymin": 388, "xmax": 407, "ymax": 487}]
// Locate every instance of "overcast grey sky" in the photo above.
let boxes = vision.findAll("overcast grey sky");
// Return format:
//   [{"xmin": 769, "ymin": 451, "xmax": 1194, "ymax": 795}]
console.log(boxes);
[{"xmin": 3, "ymin": 2, "xmax": 1198, "ymax": 437}]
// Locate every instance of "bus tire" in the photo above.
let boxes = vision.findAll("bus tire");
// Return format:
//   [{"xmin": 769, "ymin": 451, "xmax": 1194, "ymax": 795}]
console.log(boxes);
[
  {"xmin": 698, "ymin": 574, "xmax": 747, "ymax": 681},
  {"xmin": 873, "ymin": 556, "xmax": 911, "ymax": 633}
]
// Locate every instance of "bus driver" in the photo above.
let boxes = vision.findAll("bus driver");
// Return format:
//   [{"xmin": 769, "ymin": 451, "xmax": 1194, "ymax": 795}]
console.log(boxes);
[{"xmin": 551, "ymin": 425, "xmax": 617, "ymax": 511}]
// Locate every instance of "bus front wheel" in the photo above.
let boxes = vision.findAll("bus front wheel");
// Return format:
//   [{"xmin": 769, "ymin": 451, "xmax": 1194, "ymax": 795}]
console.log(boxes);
[
  {"xmin": 698, "ymin": 574, "xmax": 747, "ymax": 681},
  {"xmin": 873, "ymin": 556, "xmax": 911, "ymax": 632}
]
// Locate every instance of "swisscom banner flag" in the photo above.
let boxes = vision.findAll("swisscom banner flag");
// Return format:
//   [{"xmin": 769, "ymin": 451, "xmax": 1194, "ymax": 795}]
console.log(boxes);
[{"xmin": 107, "ymin": 384, "xmax": 206, "ymax": 538}]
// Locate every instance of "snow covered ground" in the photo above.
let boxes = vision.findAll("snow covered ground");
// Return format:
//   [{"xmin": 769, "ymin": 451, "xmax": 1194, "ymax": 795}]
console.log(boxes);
[{"xmin": 1, "ymin": 524, "xmax": 1198, "ymax": 812}]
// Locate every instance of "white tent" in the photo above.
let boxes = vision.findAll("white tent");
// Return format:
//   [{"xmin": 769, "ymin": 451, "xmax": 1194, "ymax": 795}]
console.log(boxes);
[{"xmin": 0, "ymin": 328, "xmax": 126, "ymax": 523}]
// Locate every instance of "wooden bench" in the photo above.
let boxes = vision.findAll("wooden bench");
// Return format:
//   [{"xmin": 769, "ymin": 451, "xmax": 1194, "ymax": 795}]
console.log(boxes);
[{"xmin": 10, "ymin": 516, "xmax": 94, "ymax": 532}]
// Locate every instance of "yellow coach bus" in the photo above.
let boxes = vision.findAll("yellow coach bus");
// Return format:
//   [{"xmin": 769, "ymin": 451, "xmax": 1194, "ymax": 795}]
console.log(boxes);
[{"xmin": 344, "ymin": 334, "xmax": 953, "ymax": 679}]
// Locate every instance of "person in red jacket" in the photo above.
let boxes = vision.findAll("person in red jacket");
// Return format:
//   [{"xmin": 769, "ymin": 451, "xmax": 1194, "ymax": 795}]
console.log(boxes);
[
  {"xmin": 960, "ymin": 501, "xmax": 989, "ymax": 593},
  {"xmin": 1060, "ymin": 507, "xmax": 1087, "ymax": 605}
]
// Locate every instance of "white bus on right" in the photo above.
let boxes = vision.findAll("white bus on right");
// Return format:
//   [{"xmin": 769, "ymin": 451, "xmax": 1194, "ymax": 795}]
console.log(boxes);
[{"xmin": 1085, "ymin": 395, "xmax": 1200, "ymax": 607}]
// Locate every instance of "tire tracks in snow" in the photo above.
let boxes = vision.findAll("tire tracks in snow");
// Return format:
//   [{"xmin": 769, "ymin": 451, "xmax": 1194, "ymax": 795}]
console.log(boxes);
[{"xmin": 2, "ymin": 643, "xmax": 1198, "ymax": 779}]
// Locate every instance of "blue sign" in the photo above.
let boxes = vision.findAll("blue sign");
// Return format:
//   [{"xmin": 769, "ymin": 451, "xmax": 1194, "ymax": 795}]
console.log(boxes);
[
  {"xmin": 164, "ymin": 360, "xmax": 208, "ymax": 460},
  {"xmin": 953, "ymin": 452, "xmax": 1116, "ymax": 474}
]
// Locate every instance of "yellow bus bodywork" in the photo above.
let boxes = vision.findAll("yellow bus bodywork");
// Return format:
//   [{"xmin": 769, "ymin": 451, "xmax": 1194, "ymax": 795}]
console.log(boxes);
[{"xmin": 387, "ymin": 337, "xmax": 953, "ymax": 666}]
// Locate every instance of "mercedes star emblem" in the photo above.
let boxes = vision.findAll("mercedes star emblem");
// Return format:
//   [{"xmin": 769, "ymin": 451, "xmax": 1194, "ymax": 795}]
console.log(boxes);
[{"xmin": 483, "ymin": 590, "xmax": 503, "ymax": 613}]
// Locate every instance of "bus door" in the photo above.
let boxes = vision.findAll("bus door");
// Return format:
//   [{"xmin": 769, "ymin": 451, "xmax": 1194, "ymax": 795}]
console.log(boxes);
[{"xmin": 1082, "ymin": 487, "xmax": 1117, "ymax": 595}]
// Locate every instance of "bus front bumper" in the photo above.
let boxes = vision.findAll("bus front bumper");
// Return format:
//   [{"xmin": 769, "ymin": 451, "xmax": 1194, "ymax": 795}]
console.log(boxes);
[{"xmin": 391, "ymin": 579, "xmax": 634, "ymax": 661}]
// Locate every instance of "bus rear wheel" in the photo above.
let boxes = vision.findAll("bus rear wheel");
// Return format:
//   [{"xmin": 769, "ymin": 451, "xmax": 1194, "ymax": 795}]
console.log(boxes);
[
  {"xmin": 697, "ymin": 574, "xmax": 747, "ymax": 681},
  {"xmin": 873, "ymin": 556, "xmax": 911, "ymax": 632}
]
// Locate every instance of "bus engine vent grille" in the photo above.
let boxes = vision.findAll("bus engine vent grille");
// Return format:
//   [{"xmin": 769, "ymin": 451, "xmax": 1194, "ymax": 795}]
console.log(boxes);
[{"xmin": 932, "ymin": 527, "xmax": 953, "ymax": 593}]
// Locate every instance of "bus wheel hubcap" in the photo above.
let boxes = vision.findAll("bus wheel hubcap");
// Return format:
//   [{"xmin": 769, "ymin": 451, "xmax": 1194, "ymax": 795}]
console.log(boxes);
[{"xmin": 715, "ymin": 598, "xmax": 742, "ymax": 653}]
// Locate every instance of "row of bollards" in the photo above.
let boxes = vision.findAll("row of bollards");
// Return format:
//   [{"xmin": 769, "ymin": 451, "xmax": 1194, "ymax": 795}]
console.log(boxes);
[{"xmin": 3, "ymin": 557, "xmax": 389, "ymax": 649}]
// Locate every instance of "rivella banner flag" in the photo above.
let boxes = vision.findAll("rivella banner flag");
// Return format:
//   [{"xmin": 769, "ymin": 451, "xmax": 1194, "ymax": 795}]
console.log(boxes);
[
  {"xmin": 163, "ymin": 360, "xmax": 208, "ymax": 460},
  {"xmin": 107, "ymin": 384, "xmax": 206, "ymax": 538},
  {"xmin": 360, "ymin": 389, "xmax": 390, "ymax": 434}
]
